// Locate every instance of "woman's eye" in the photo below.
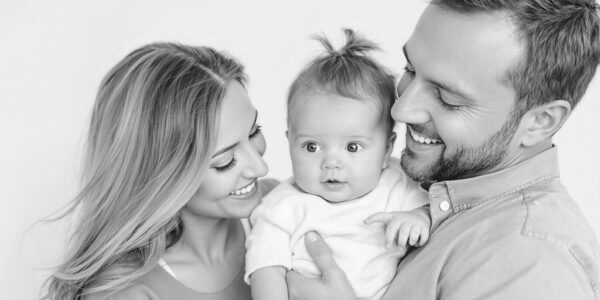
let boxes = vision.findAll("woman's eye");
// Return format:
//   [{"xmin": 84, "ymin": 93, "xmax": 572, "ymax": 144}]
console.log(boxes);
[
  {"xmin": 346, "ymin": 143, "xmax": 363, "ymax": 153},
  {"xmin": 249, "ymin": 125, "xmax": 262, "ymax": 139},
  {"xmin": 304, "ymin": 142, "xmax": 320, "ymax": 152},
  {"xmin": 214, "ymin": 157, "xmax": 237, "ymax": 173},
  {"xmin": 404, "ymin": 64, "xmax": 415, "ymax": 76}
]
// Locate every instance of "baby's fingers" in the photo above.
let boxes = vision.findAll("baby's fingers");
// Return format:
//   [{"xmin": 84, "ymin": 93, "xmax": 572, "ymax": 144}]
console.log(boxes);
[
  {"xmin": 419, "ymin": 227, "xmax": 430, "ymax": 246},
  {"xmin": 384, "ymin": 220, "xmax": 402, "ymax": 248},
  {"xmin": 408, "ymin": 226, "xmax": 422, "ymax": 246},
  {"xmin": 396, "ymin": 224, "xmax": 412, "ymax": 248},
  {"xmin": 364, "ymin": 212, "xmax": 394, "ymax": 225}
]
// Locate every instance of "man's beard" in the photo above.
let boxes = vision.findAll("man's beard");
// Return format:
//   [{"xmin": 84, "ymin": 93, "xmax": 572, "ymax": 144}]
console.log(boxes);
[{"xmin": 401, "ymin": 114, "xmax": 520, "ymax": 188}]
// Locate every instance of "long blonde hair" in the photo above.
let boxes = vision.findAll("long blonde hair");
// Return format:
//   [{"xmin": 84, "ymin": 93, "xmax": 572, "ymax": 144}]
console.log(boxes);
[{"xmin": 43, "ymin": 42, "xmax": 246, "ymax": 299}]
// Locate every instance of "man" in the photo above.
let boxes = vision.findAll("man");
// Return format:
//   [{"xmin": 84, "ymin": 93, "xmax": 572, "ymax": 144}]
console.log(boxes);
[{"xmin": 286, "ymin": 0, "xmax": 600, "ymax": 299}]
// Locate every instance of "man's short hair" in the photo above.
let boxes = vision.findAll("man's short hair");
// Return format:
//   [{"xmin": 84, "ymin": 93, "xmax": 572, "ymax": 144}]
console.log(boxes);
[{"xmin": 432, "ymin": 0, "xmax": 600, "ymax": 116}]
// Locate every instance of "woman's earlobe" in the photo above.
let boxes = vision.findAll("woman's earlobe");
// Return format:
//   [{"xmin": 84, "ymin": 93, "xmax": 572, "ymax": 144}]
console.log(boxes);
[{"xmin": 520, "ymin": 100, "xmax": 571, "ymax": 147}]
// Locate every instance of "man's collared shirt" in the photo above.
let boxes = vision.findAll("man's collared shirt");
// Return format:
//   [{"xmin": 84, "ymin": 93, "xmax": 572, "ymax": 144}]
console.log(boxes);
[{"xmin": 384, "ymin": 147, "xmax": 599, "ymax": 300}]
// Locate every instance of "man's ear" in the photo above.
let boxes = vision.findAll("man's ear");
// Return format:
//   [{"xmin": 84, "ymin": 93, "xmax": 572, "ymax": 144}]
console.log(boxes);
[
  {"xmin": 383, "ymin": 132, "xmax": 397, "ymax": 168},
  {"xmin": 519, "ymin": 100, "xmax": 571, "ymax": 147}
]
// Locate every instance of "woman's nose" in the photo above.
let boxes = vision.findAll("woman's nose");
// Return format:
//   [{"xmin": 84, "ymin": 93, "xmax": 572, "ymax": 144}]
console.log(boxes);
[{"xmin": 241, "ymin": 143, "xmax": 268, "ymax": 178}]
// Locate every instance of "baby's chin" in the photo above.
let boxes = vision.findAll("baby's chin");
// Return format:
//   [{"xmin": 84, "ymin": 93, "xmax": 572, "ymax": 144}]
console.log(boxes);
[{"xmin": 295, "ymin": 182, "xmax": 372, "ymax": 203}]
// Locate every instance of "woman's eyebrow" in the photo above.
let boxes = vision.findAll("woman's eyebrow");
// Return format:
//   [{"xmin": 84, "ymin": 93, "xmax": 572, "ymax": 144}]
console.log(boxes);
[{"xmin": 211, "ymin": 142, "xmax": 238, "ymax": 158}]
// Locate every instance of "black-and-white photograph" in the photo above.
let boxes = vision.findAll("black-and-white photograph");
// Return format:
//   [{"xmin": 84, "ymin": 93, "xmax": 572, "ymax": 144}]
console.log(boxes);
[{"xmin": 2, "ymin": 1, "xmax": 599, "ymax": 299}]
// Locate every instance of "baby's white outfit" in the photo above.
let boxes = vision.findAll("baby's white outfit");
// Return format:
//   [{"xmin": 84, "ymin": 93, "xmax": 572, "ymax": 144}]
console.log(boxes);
[{"xmin": 245, "ymin": 161, "xmax": 428, "ymax": 300}]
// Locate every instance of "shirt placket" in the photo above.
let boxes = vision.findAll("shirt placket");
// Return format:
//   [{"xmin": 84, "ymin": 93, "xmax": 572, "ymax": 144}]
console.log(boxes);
[{"xmin": 428, "ymin": 182, "xmax": 453, "ymax": 232}]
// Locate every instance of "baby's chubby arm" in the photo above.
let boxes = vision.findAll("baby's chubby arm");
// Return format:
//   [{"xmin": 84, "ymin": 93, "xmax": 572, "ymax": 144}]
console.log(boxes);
[
  {"xmin": 251, "ymin": 266, "xmax": 288, "ymax": 300},
  {"xmin": 364, "ymin": 206, "xmax": 431, "ymax": 249}
]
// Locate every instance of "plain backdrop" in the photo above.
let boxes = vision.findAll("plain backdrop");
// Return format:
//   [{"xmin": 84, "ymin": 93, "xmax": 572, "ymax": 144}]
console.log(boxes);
[{"xmin": 1, "ymin": 1, "xmax": 598, "ymax": 299}]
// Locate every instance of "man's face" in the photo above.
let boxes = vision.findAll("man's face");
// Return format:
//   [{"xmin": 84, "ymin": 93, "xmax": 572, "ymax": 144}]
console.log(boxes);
[{"xmin": 391, "ymin": 5, "xmax": 525, "ymax": 184}]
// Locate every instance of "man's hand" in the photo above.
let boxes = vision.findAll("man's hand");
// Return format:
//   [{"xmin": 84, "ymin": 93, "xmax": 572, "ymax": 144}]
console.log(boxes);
[{"xmin": 285, "ymin": 231, "xmax": 357, "ymax": 300}]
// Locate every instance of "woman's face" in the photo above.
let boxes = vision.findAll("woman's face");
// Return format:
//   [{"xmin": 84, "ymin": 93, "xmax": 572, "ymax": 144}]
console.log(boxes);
[{"xmin": 184, "ymin": 81, "xmax": 268, "ymax": 219}]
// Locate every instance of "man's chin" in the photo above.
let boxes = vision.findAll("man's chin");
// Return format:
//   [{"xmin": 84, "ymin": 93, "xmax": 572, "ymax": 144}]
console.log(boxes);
[{"xmin": 400, "ymin": 152, "xmax": 440, "ymax": 184}]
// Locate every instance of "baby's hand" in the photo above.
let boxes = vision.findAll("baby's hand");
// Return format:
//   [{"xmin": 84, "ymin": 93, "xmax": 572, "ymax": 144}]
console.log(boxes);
[{"xmin": 364, "ymin": 210, "xmax": 431, "ymax": 249}]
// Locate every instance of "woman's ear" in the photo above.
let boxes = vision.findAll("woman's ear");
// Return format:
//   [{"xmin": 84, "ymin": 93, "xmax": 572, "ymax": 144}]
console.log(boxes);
[
  {"xmin": 519, "ymin": 100, "xmax": 571, "ymax": 147},
  {"xmin": 383, "ymin": 132, "xmax": 397, "ymax": 168}
]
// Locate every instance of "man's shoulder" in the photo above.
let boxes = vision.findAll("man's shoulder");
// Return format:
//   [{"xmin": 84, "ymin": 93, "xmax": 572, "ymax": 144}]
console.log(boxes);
[
  {"xmin": 518, "ymin": 178, "xmax": 598, "ymax": 249},
  {"xmin": 465, "ymin": 180, "xmax": 600, "ymax": 296}
]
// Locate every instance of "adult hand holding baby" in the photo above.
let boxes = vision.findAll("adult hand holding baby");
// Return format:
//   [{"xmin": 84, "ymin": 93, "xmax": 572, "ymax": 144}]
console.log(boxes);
[{"xmin": 286, "ymin": 231, "xmax": 356, "ymax": 300}]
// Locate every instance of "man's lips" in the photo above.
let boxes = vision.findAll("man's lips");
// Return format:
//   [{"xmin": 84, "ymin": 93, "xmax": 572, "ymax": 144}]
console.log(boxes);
[{"xmin": 407, "ymin": 126, "xmax": 443, "ymax": 145}]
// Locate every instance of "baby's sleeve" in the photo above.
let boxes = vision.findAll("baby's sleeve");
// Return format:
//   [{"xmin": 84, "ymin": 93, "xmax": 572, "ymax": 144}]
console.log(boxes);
[{"xmin": 244, "ymin": 192, "xmax": 298, "ymax": 284}]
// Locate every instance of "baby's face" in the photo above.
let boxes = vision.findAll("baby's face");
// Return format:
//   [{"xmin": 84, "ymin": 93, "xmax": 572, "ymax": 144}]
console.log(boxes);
[{"xmin": 287, "ymin": 92, "xmax": 392, "ymax": 202}]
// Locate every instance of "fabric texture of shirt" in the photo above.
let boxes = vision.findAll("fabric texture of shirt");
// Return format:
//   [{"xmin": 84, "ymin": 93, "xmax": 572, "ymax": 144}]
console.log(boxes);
[
  {"xmin": 245, "ymin": 161, "xmax": 428, "ymax": 300},
  {"xmin": 383, "ymin": 147, "xmax": 600, "ymax": 300},
  {"xmin": 84, "ymin": 218, "xmax": 257, "ymax": 300},
  {"xmin": 84, "ymin": 263, "xmax": 251, "ymax": 300}
]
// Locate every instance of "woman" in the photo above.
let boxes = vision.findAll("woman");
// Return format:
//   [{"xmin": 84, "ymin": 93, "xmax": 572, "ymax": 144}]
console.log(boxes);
[{"xmin": 44, "ymin": 42, "xmax": 277, "ymax": 299}]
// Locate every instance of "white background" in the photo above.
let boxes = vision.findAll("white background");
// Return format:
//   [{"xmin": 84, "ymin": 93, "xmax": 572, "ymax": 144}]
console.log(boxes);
[{"xmin": 1, "ymin": 1, "xmax": 598, "ymax": 299}]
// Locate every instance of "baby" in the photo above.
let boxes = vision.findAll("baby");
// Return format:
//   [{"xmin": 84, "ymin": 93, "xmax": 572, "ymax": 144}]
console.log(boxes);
[{"xmin": 245, "ymin": 29, "xmax": 430, "ymax": 300}]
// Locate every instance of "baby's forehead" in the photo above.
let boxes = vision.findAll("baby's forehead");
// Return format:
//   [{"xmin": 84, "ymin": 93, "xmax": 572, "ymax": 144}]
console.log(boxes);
[{"xmin": 288, "ymin": 90, "xmax": 384, "ymax": 114}]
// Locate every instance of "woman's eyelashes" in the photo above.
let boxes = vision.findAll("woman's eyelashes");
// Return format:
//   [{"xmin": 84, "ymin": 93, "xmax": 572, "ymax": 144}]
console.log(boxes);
[
  {"xmin": 213, "ymin": 125, "xmax": 262, "ymax": 173},
  {"xmin": 249, "ymin": 125, "xmax": 262, "ymax": 139},
  {"xmin": 215, "ymin": 156, "xmax": 237, "ymax": 173}
]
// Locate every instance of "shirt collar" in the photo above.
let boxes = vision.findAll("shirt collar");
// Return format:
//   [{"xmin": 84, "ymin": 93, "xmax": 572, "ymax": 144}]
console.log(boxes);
[{"xmin": 427, "ymin": 146, "xmax": 560, "ymax": 229}]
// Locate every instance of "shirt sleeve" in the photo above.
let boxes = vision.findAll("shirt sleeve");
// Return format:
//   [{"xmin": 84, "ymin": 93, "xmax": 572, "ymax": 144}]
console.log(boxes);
[
  {"xmin": 439, "ymin": 236, "xmax": 597, "ymax": 300},
  {"xmin": 244, "ymin": 191, "xmax": 300, "ymax": 284}
]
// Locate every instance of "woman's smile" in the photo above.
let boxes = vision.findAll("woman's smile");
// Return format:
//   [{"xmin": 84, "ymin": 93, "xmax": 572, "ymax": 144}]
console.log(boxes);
[{"xmin": 229, "ymin": 180, "xmax": 258, "ymax": 198}]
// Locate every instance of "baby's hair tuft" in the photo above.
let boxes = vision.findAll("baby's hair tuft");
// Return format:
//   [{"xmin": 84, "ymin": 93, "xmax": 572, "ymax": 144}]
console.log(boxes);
[{"xmin": 287, "ymin": 28, "xmax": 397, "ymax": 136}]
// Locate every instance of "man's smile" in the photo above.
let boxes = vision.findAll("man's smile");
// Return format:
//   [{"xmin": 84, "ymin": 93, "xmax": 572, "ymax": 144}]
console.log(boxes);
[{"xmin": 408, "ymin": 126, "xmax": 443, "ymax": 145}]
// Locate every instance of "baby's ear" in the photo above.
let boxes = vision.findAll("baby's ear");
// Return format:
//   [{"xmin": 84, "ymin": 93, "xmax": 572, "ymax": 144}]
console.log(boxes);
[
  {"xmin": 285, "ymin": 130, "xmax": 289, "ymax": 140},
  {"xmin": 383, "ymin": 132, "xmax": 397, "ymax": 168}
]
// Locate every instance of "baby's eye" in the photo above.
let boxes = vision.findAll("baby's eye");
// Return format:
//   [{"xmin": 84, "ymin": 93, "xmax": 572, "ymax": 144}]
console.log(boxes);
[
  {"xmin": 304, "ymin": 142, "xmax": 320, "ymax": 152},
  {"xmin": 346, "ymin": 143, "xmax": 363, "ymax": 153}
]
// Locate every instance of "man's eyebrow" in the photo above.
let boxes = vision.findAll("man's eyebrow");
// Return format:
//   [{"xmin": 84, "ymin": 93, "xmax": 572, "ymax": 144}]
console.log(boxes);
[
  {"xmin": 403, "ymin": 45, "xmax": 474, "ymax": 103},
  {"xmin": 212, "ymin": 110, "xmax": 258, "ymax": 159}
]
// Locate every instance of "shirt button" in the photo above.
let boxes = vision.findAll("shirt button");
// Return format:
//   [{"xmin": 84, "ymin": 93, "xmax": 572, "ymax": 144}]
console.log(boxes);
[{"xmin": 439, "ymin": 201, "xmax": 450, "ymax": 212}]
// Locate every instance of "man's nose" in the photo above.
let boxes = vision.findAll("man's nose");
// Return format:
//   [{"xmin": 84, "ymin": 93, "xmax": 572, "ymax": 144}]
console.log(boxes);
[{"xmin": 392, "ymin": 77, "xmax": 431, "ymax": 125}]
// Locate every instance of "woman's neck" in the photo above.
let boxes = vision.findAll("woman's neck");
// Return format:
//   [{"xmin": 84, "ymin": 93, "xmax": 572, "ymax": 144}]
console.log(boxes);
[{"xmin": 170, "ymin": 211, "xmax": 244, "ymax": 264}]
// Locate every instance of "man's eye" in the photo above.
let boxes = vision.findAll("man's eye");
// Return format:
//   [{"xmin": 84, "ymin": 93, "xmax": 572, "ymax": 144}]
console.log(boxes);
[
  {"xmin": 304, "ymin": 142, "xmax": 320, "ymax": 152},
  {"xmin": 435, "ymin": 88, "xmax": 461, "ymax": 111},
  {"xmin": 346, "ymin": 143, "xmax": 363, "ymax": 153}
]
